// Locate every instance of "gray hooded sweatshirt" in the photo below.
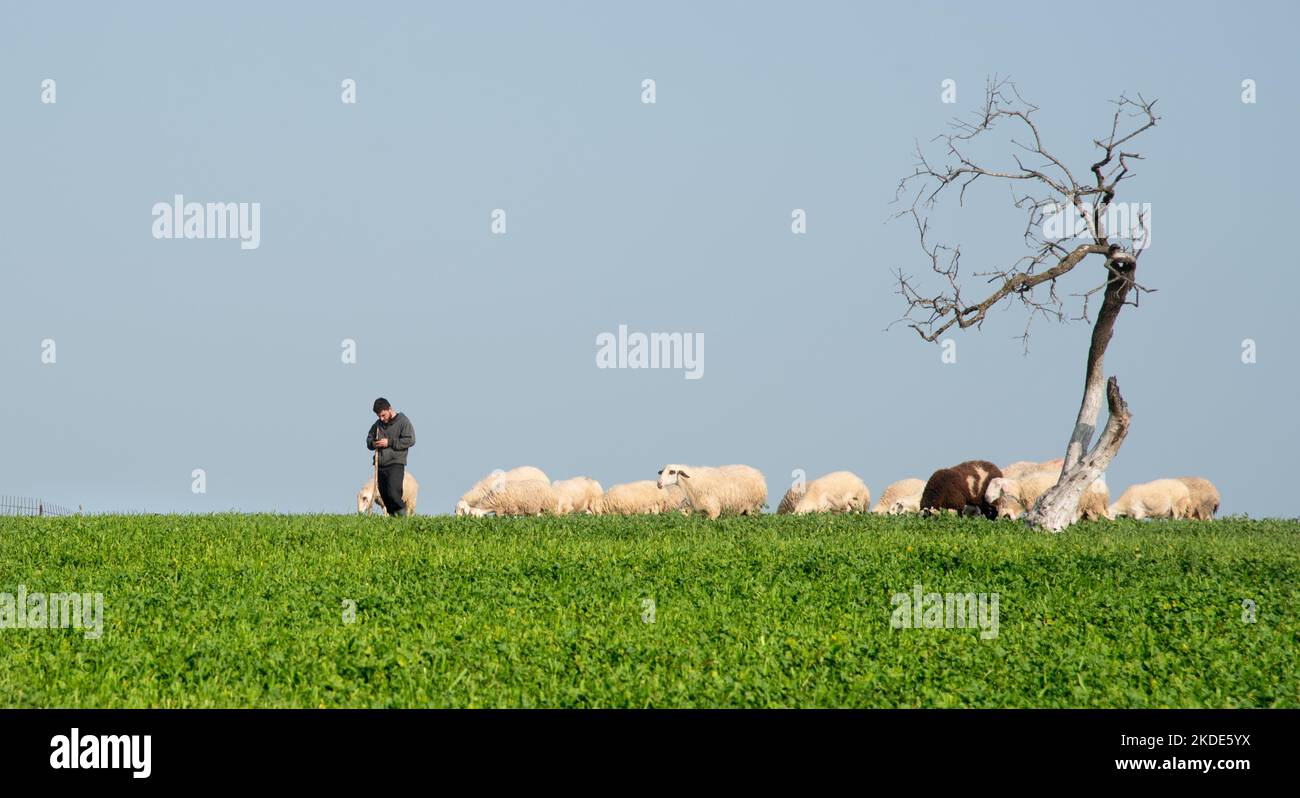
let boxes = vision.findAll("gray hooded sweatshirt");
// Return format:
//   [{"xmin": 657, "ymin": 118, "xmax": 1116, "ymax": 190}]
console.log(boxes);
[{"xmin": 366, "ymin": 412, "xmax": 416, "ymax": 467}]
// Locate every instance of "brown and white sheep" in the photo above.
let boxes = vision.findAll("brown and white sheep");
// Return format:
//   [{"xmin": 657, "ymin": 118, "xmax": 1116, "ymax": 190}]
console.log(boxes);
[
  {"xmin": 1109, "ymin": 479, "xmax": 1192, "ymax": 520},
  {"xmin": 656, "ymin": 464, "xmax": 766, "ymax": 520},
  {"xmin": 920, "ymin": 460, "xmax": 1003, "ymax": 519},
  {"xmin": 871, "ymin": 478, "xmax": 926, "ymax": 515}
]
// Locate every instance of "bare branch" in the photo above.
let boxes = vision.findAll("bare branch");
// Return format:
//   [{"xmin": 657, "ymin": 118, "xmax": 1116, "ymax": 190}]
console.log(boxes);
[{"xmin": 892, "ymin": 77, "xmax": 1159, "ymax": 348}]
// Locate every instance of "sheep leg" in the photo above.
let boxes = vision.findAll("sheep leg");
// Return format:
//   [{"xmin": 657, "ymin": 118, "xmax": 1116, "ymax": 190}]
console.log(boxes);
[{"xmin": 703, "ymin": 497, "xmax": 722, "ymax": 520}]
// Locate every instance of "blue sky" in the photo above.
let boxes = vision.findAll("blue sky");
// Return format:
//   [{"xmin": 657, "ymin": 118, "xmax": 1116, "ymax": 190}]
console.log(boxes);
[{"xmin": 1, "ymin": 1, "xmax": 1296, "ymax": 516}]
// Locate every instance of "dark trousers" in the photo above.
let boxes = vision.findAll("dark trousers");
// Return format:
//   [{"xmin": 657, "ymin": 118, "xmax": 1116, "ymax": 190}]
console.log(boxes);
[{"xmin": 377, "ymin": 464, "xmax": 406, "ymax": 516}]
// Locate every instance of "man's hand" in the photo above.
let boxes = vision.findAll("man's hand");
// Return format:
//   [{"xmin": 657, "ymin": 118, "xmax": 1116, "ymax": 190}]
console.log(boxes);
[{"xmin": 374, "ymin": 438, "xmax": 390, "ymax": 448}]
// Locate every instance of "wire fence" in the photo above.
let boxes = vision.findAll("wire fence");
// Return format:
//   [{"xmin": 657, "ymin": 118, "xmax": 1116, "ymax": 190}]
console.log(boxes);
[{"xmin": 0, "ymin": 496, "xmax": 82, "ymax": 517}]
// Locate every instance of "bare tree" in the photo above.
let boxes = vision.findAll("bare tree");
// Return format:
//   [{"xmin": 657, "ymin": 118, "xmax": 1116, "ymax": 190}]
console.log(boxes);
[{"xmin": 892, "ymin": 76, "xmax": 1158, "ymax": 531}]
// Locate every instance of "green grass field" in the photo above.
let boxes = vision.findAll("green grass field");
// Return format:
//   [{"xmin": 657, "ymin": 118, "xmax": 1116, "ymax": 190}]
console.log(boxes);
[{"xmin": 1, "ymin": 513, "xmax": 1296, "ymax": 708}]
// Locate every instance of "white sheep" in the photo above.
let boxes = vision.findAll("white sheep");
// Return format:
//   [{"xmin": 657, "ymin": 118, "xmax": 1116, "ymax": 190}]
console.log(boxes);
[
  {"xmin": 1076, "ymin": 477, "xmax": 1113, "ymax": 521},
  {"xmin": 660, "ymin": 483, "xmax": 692, "ymax": 515},
  {"xmin": 988, "ymin": 472, "xmax": 1115, "ymax": 521},
  {"xmin": 596, "ymin": 480, "xmax": 668, "ymax": 516},
  {"xmin": 656, "ymin": 464, "xmax": 766, "ymax": 520},
  {"xmin": 1000, "ymin": 461, "xmax": 1040, "ymax": 480},
  {"xmin": 777, "ymin": 471, "xmax": 869, "ymax": 514},
  {"xmin": 984, "ymin": 472, "xmax": 1057, "ymax": 520},
  {"xmin": 1109, "ymin": 479, "xmax": 1192, "ymax": 520},
  {"xmin": 462, "ymin": 479, "xmax": 558, "ymax": 517},
  {"xmin": 776, "ymin": 484, "xmax": 804, "ymax": 515},
  {"xmin": 456, "ymin": 466, "xmax": 550, "ymax": 516},
  {"xmin": 357, "ymin": 471, "xmax": 420, "ymax": 516},
  {"xmin": 552, "ymin": 476, "xmax": 604, "ymax": 515},
  {"xmin": 1001, "ymin": 458, "xmax": 1065, "ymax": 479},
  {"xmin": 997, "ymin": 460, "xmax": 1112, "ymax": 521},
  {"xmin": 870, "ymin": 478, "xmax": 926, "ymax": 515},
  {"xmin": 1175, "ymin": 477, "xmax": 1220, "ymax": 520}
]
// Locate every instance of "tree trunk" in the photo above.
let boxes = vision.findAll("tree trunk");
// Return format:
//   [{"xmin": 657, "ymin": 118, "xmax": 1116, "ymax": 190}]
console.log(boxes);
[{"xmin": 1026, "ymin": 254, "xmax": 1136, "ymax": 531}]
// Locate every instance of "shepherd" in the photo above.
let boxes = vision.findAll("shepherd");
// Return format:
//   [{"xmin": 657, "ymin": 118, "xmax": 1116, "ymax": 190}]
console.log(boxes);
[{"xmin": 365, "ymin": 397, "xmax": 416, "ymax": 517}]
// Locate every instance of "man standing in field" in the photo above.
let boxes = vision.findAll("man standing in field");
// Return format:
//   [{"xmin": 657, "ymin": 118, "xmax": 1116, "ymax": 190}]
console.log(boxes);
[{"xmin": 366, "ymin": 397, "xmax": 416, "ymax": 516}]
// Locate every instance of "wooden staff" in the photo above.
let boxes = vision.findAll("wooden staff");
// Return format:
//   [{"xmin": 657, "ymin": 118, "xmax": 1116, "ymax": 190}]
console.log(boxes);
[{"xmin": 371, "ymin": 422, "xmax": 380, "ymax": 516}]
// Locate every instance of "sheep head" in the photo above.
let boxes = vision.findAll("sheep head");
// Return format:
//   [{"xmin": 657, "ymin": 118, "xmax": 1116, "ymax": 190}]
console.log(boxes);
[
  {"xmin": 656, "ymin": 465, "xmax": 690, "ymax": 489},
  {"xmin": 357, "ymin": 483, "xmax": 379, "ymax": 514},
  {"xmin": 984, "ymin": 477, "xmax": 1024, "ymax": 519}
]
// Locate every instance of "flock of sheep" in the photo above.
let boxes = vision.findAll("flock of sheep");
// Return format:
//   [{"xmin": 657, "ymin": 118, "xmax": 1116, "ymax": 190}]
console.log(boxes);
[{"xmin": 357, "ymin": 459, "xmax": 1221, "ymax": 522}]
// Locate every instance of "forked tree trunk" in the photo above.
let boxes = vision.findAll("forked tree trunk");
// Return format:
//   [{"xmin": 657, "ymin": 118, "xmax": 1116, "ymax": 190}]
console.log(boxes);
[{"xmin": 1026, "ymin": 255, "xmax": 1136, "ymax": 531}]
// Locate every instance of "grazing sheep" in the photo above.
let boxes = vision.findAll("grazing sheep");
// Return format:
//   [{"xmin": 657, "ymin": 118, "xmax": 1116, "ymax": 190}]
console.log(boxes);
[
  {"xmin": 985, "ymin": 472, "xmax": 1057, "ymax": 520},
  {"xmin": 1001, "ymin": 461, "xmax": 1041, "ymax": 480},
  {"xmin": 1001, "ymin": 457, "xmax": 1065, "ymax": 479},
  {"xmin": 552, "ymin": 477, "xmax": 604, "ymax": 515},
  {"xmin": 357, "ymin": 471, "xmax": 420, "ymax": 517},
  {"xmin": 656, "ymin": 464, "xmax": 766, "ymax": 520},
  {"xmin": 920, "ymin": 460, "xmax": 1003, "ymax": 519},
  {"xmin": 456, "ymin": 466, "xmax": 550, "ymax": 516},
  {"xmin": 988, "ymin": 471, "xmax": 1114, "ymax": 522},
  {"xmin": 1038, "ymin": 457, "xmax": 1065, "ymax": 475},
  {"xmin": 660, "ymin": 483, "xmax": 692, "ymax": 515},
  {"xmin": 871, "ymin": 478, "xmax": 926, "ymax": 515},
  {"xmin": 776, "ymin": 483, "xmax": 804, "ymax": 515},
  {"xmin": 462, "ymin": 479, "xmax": 558, "ymax": 517},
  {"xmin": 1175, "ymin": 477, "xmax": 1220, "ymax": 520},
  {"xmin": 1109, "ymin": 479, "xmax": 1192, "ymax": 520},
  {"xmin": 998, "ymin": 459, "xmax": 1111, "ymax": 521},
  {"xmin": 1076, "ymin": 477, "xmax": 1113, "ymax": 521},
  {"xmin": 597, "ymin": 480, "xmax": 668, "ymax": 516},
  {"xmin": 778, "ymin": 471, "xmax": 870, "ymax": 514}
]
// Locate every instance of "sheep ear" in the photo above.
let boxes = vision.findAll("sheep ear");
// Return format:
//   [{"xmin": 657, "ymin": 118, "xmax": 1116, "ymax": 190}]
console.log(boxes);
[
  {"xmin": 678, "ymin": 470, "xmax": 690, "ymax": 479},
  {"xmin": 985, "ymin": 479, "xmax": 1004, "ymax": 502}
]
